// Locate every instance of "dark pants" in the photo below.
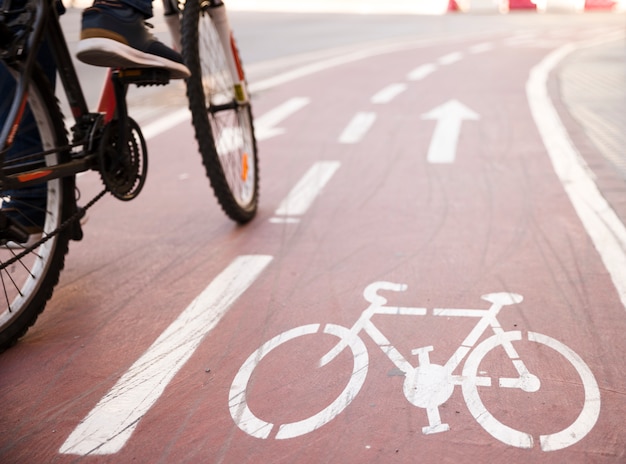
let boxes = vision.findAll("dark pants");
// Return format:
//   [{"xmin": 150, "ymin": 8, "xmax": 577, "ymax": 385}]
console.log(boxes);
[{"xmin": 0, "ymin": 1, "xmax": 62, "ymax": 225}]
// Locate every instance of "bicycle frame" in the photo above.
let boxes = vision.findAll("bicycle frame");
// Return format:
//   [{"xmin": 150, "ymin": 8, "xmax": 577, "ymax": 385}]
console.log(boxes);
[
  {"xmin": 320, "ymin": 282, "xmax": 533, "ymax": 432},
  {"xmin": 206, "ymin": 1, "xmax": 249, "ymax": 103},
  {"xmin": 0, "ymin": 0, "xmax": 258, "ymax": 351},
  {"xmin": 163, "ymin": 0, "xmax": 248, "ymax": 102},
  {"xmin": 0, "ymin": 0, "xmax": 104, "ymax": 189},
  {"xmin": 1, "ymin": 0, "xmax": 248, "ymax": 189},
  {"xmin": 321, "ymin": 282, "xmax": 523, "ymax": 370},
  {"xmin": 0, "ymin": 0, "xmax": 174, "ymax": 193}
]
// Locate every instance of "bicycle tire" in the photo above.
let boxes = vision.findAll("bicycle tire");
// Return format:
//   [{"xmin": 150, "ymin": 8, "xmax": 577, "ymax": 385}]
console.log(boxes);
[
  {"xmin": 229, "ymin": 324, "xmax": 369, "ymax": 439},
  {"xmin": 461, "ymin": 330, "xmax": 600, "ymax": 451},
  {"xmin": 181, "ymin": 0, "xmax": 259, "ymax": 223},
  {"xmin": 0, "ymin": 63, "xmax": 73, "ymax": 352}
]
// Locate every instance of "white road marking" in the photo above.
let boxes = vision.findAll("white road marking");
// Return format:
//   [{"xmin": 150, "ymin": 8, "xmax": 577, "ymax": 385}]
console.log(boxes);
[
  {"xmin": 255, "ymin": 97, "xmax": 311, "ymax": 141},
  {"xmin": 229, "ymin": 323, "xmax": 369, "ymax": 440},
  {"xmin": 142, "ymin": 98, "xmax": 311, "ymax": 144},
  {"xmin": 139, "ymin": 37, "xmax": 472, "ymax": 140},
  {"xmin": 268, "ymin": 217, "xmax": 301, "ymax": 224},
  {"xmin": 469, "ymin": 42, "xmax": 494, "ymax": 54},
  {"xmin": 142, "ymin": 108, "xmax": 190, "ymax": 141},
  {"xmin": 371, "ymin": 83, "xmax": 408, "ymax": 104},
  {"xmin": 421, "ymin": 99, "xmax": 480, "ymax": 164},
  {"xmin": 504, "ymin": 33, "xmax": 537, "ymax": 46},
  {"xmin": 215, "ymin": 126, "xmax": 244, "ymax": 153},
  {"xmin": 339, "ymin": 112, "xmax": 377, "ymax": 144},
  {"xmin": 248, "ymin": 38, "xmax": 444, "ymax": 94},
  {"xmin": 272, "ymin": 161, "xmax": 340, "ymax": 220},
  {"xmin": 437, "ymin": 52, "xmax": 463, "ymax": 66},
  {"xmin": 407, "ymin": 63, "xmax": 437, "ymax": 81},
  {"xmin": 462, "ymin": 331, "xmax": 600, "ymax": 451},
  {"xmin": 527, "ymin": 33, "xmax": 626, "ymax": 309},
  {"xmin": 59, "ymin": 255, "xmax": 273, "ymax": 455}
]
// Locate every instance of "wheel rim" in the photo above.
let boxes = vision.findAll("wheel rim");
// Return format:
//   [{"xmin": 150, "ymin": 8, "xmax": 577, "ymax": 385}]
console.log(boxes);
[
  {"xmin": 197, "ymin": 12, "xmax": 257, "ymax": 209},
  {"xmin": 229, "ymin": 324, "xmax": 369, "ymax": 439}
]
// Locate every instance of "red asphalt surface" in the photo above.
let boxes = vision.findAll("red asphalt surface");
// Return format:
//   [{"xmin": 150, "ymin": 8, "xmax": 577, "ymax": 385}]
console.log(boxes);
[{"xmin": 1, "ymin": 20, "xmax": 625, "ymax": 464}]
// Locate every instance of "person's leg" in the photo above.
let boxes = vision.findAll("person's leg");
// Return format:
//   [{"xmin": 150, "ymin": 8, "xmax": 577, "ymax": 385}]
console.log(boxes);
[
  {"xmin": 0, "ymin": 40, "xmax": 57, "ymax": 236},
  {"xmin": 77, "ymin": 0, "xmax": 190, "ymax": 79}
]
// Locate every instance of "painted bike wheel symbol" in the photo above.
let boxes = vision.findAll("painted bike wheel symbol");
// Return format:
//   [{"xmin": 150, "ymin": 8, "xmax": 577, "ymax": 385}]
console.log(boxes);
[
  {"xmin": 228, "ymin": 323, "xmax": 368, "ymax": 440},
  {"xmin": 462, "ymin": 331, "xmax": 600, "ymax": 452}
]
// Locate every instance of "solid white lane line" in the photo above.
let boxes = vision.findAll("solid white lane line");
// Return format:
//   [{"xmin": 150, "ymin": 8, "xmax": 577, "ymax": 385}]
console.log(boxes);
[
  {"xmin": 407, "ymin": 63, "xmax": 437, "ymax": 81},
  {"xmin": 527, "ymin": 34, "xmax": 626, "ymax": 310},
  {"xmin": 59, "ymin": 255, "xmax": 273, "ymax": 456},
  {"xmin": 248, "ymin": 38, "xmax": 437, "ymax": 94},
  {"xmin": 273, "ymin": 161, "xmax": 341, "ymax": 219},
  {"xmin": 339, "ymin": 112, "xmax": 377, "ymax": 144},
  {"xmin": 255, "ymin": 97, "xmax": 311, "ymax": 141},
  {"xmin": 371, "ymin": 83, "xmax": 408, "ymax": 104}
]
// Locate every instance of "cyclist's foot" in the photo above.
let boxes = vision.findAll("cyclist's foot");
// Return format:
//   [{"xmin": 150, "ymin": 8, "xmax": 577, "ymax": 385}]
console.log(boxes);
[{"xmin": 77, "ymin": 2, "xmax": 191, "ymax": 79}]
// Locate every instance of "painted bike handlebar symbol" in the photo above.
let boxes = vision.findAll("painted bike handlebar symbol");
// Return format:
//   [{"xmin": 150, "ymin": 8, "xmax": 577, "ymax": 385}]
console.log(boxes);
[{"xmin": 229, "ymin": 282, "xmax": 600, "ymax": 451}]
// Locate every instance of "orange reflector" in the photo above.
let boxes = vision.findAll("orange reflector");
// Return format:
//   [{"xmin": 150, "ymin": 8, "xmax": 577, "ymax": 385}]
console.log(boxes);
[
  {"xmin": 18, "ymin": 170, "xmax": 52, "ymax": 183},
  {"xmin": 241, "ymin": 153, "xmax": 249, "ymax": 181}
]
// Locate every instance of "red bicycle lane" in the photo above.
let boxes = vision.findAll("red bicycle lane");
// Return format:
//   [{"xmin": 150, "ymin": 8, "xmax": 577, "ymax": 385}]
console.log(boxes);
[
  {"xmin": 122, "ymin": 33, "xmax": 625, "ymax": 462},
  {"xmin": 1, "ymin": 28, "xmax": 625, "ymax": 463},
  {"xmin": 212, "ymin": 32, "xmax": 623, "ymax": 462}
]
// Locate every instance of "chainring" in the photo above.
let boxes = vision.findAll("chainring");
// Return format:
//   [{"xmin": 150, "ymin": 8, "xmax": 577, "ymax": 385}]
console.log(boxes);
[{"xmin": 98, "ymin": 117, "xmax": 148, "ymax": 201}]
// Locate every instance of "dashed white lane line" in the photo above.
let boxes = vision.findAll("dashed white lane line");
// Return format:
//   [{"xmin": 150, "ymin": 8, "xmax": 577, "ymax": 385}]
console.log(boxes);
[
  {"xmin": 371, "ymin": 83, "xmax": 408, "ymax": 104},
  {"xmin": 527, "ymin": 34, "xmax": 626, "ymax": 310},
  {"xmin": 142, "ymin": 98, "xmax": 310, "ymax": 143},
  {"xmin": 339, "ymin": 112, "xmax": 377, "ymax": 144},
  {"xmin": 143, "ymin": 108, "xmax": 190, "ymax": 141},
  {"xmin": 437, "ymin": 51, "xmax": 463, "ymax": 66},
  {"xmin": 469, "ymin": 42, "xmax": 494, "ymax": 54},
  {"xmin": 255, "ymin": 97, "xmax": 311, "ymax": 141},
  {"xmin": 271, "ymin": 161, "xmax": 341, "ymax": 222},
  {"xmin": 59, "ymin": 255, "xmax": 273, "ymax": 455},
  {"xmin": 407, "ymin": 63, "xmax": 437, "ymax": 81}
]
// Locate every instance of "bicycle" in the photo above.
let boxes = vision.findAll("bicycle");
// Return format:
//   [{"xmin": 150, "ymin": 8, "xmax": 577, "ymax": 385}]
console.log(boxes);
[
  {"xmin": 229, "ymin": 282, "xmax": 600, "ymax": 451},
  {"xmin": 0, "ymin": 0, "xmax": 258, "ymax": 351}
]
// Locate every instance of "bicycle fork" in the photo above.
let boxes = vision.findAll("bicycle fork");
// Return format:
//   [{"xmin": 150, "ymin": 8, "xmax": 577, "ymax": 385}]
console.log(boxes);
[{"xmin": 163, "ymin": 0, "xmax": 249, "ymax": 104}]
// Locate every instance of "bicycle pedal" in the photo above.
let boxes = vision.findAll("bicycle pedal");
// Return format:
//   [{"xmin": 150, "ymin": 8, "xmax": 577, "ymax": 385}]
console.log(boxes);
[{"xmin": 114, "ymin": 68, "xmax": 171, "ymax": 87}]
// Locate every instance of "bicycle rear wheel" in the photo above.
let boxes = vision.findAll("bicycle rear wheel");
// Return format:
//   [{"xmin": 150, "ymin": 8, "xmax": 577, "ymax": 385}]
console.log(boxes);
[
  {"xmin": 0, "ymin": 63, "xmax": 73, "ymax": 351},
  {"xmin": 181, "ymin": 0, "xmax": 259, "ymax": 223}
]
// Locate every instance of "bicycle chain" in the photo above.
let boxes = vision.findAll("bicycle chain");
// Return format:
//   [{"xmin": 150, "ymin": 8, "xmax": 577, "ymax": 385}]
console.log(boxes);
[{"xmin": 0, "ymin": 188, "xmax": 108, "ymax": 270}]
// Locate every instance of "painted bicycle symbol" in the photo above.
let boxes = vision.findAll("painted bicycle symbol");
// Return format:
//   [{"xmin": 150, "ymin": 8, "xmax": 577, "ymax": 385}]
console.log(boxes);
[{"xmin": 229, "ymin": 282, "xmax": 600, "ymax": 451}]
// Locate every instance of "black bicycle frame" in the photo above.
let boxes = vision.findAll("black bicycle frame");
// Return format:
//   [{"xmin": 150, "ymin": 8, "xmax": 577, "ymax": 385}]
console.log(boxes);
[{"xmin": 0, "ymin": 0, "xmax": 95, "ymax": 190}]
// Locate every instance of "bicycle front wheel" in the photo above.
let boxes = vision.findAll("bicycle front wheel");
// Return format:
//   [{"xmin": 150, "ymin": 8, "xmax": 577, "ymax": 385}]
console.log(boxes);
[
  {"xmin": 0, "ymin": 64, "xmax": 74, "ymax": 351},
  {"xmin": 461, "ymin": 331, "xmax": 600, "ymax": 451},
  {"xmin": 181, "ymin": 0, "xmax": 259, "ymax": 223}
]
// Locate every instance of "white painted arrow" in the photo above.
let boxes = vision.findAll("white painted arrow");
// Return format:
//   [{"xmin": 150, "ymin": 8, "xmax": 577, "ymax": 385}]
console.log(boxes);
[
  {"xmin": 421, "ymin": 99, "xmax": 480, "ymax": 164},
  {"xmin": 255, "ymin": 97, "xmax": 310, "ymax": 141}
]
